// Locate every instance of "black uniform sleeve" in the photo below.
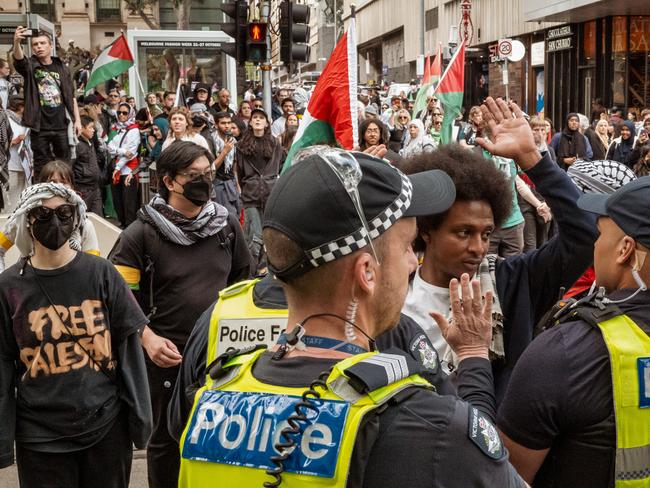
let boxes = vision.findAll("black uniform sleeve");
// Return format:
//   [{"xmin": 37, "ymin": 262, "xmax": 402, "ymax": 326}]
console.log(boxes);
[
  {"xmin": 225, "ymin": 213, "xmax": 252, "ymax": 286},
  {"xmin": 168, "ymin": 303, "xmax": 213, "ymax": 442},
  {"xmin": 357, "ymin": 390, "xmax": 524, "ymax": 487},
  {"xmin": 497, "ymin": 325, "xmax": 570, "ymax": 450},
  {"xmin": 453, "ymin": 357, "xmax": 497, "ymax": 421}
]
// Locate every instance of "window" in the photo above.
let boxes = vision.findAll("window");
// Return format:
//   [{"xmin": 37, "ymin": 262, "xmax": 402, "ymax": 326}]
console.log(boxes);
[
  {"xmin": 425, "ymin": 8, "xmax": 439, "ymax": 31},
  {"xmin": 30, "ymin": 0, "xmax": 55, "ymax": 20},
  {"xmin": 96, "ymin": 0, "xmax": 121, "ymax": 22}
]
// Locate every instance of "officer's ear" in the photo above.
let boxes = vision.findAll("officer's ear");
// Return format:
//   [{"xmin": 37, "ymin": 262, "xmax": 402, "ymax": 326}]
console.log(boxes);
[
  {"xmin": 617, "ymin": 236, "xmax": 637, "ymax": 266},
  {"xmin": 352, "ymin": 253, "xmax": 376, "ymax": 296}
]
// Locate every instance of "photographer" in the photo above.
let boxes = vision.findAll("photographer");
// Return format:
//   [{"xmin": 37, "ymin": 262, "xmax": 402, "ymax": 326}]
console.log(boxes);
[
  {"xmin": 188, "ymin": 103, "xmax": 216, "ymax": 157},
  {"xmin": 212, "ymin": 111, "xmax": 239, "ymax": 215},
  {"xmin": 12, "ymin": 27, "xmax": 81, "ymax": 179}
]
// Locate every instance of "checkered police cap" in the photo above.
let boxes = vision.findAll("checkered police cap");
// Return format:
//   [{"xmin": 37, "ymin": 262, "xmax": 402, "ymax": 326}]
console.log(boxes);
[{"xmin": 264, "ymin": 150, "xmax": 455, "ymax": 281}]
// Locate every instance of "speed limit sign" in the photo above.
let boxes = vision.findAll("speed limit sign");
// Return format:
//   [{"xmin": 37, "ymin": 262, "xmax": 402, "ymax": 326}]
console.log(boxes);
[{"xmin": 498, "ymin": 39, "xmax": 512, "ymax": 59}]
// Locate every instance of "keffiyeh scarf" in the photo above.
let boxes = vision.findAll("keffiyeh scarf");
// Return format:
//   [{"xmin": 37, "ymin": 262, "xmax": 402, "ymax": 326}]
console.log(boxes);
[
  {"xmin": 0, "ymin": 107, "xmax": 12, "ymax": 195},
  {"xmin": 0, "ymin": 183, "xmax": 87, "ymax": 270},
  {"xmin": 139, "ymin": 195, "xmax": 228, "ymax": 246}
]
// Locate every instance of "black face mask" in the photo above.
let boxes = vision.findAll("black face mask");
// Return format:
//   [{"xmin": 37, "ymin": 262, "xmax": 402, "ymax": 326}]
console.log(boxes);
[
  {"xmin": 31, "ymin": 214, "xmax": 76, "ymax": 251},
  {"xmin": 181, "ymin": 178, "xmax": 212, "ymax": 207}
]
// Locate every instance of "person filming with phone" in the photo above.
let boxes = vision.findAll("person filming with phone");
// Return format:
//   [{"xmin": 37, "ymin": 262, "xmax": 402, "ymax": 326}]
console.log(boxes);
[
  {"xmin": 212, "ymin": 111, "xmax": 240, "ymax": 215},
  {"xmin": 12, "ymin": 27, "xmax": 81, "ymax": 180}
]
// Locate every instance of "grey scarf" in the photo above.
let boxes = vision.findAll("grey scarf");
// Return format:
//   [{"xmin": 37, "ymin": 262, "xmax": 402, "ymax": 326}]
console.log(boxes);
[
  {"xmin": 139, "ymin": 195, "xmax": 228, "ymax": 245},
  {"xmin": 478, "ymin": 254, "xmax": 505, "ymax": 360}
]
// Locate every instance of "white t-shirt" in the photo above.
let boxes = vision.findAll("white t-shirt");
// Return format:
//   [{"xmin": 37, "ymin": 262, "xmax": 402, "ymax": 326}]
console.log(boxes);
[
  {"xmin": 402, "ymin": 267, "xmax": 454, "ymax": 370},
  {"xmin": 271, "ymin": 116, "xmax": 286, "ymax": 138}
]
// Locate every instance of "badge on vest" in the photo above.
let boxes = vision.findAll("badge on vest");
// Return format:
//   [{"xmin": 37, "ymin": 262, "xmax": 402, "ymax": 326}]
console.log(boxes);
[
  {"xmin": 639, "ymin": 357, "xmax": 650, "ymax": 408},
  {"xmin": 468, "ymin": 407, "xmax": 504, "ymax": 459},
  {"xmin": 409, "ymin": 333, "xmax": 439, "ymax": 373},
  {"xmin": 182, "ymin": 390, "xmax": 349, "ymax": 478}
]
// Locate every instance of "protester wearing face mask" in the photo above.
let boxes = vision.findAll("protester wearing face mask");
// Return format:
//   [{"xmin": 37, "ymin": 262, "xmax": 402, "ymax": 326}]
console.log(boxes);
[
  {"xmin": 109, "ymin": 141, "xmax": 251, "ymax": 488},
  {"xmin": 0, "ymin": 160, "xmax": 100, "ymax": 273},
  {"xmin": 0, "ymin": 182, "xmax": 152, "ymax": 488}
]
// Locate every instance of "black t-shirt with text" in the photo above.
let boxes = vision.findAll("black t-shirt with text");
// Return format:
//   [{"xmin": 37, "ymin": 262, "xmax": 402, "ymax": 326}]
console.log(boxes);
[
  {"xmin": 34, "ymin": 63, "xmax": 67, "ymax": 131},
  {"xmin": 0, "ymin": 252, "xmax": 147, "ymax": 452}
]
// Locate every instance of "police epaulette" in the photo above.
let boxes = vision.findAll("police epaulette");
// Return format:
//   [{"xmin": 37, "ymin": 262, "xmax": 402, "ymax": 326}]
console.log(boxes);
[
  {"xmin": 208, "ymin": 344, "xmax": 267, "ymax": 380},
  {"xmin": 343, "ymin": 349, "xmax": 420, "ymax": 394},
  {"xmin": 218, "ymin": 279, "xmax": 257, "ymax": 299}
]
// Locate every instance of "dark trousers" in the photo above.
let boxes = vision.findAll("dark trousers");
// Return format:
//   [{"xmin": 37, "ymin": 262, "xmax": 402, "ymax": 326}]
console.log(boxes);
[
  {"xmin": 31, "ymin": 130, "xmax": 70, "ymax": 180},
  {"xmin": 111, "ymin": 174, "xmax": 139, "ymax": 228},
  {"xmin": 146, "ymin": 359, "xmax": 180, "ymax": 488},
  {"xmin": 16, "ymin": 413, "xmax": 132, "ymax": 488},
  {"xmin": 79, "ymin": 186, "xmax": 103, "ymax": 215},
  {"xmin": 488, "ymin": 222, "xmax": 524, "ymax": 258},
  {"xmin": 520, "ymin": 199, "xmax": 550, "ymax": 252}
]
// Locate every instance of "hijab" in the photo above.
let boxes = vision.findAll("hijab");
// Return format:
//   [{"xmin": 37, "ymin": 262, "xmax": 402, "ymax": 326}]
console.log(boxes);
[
  {"xmin": 557, "ymin": 112, "xmax": 587, "ymax": 161},
  {"xmin": 400, "ymin": 119, "xmax": 434, "ymax": 157},
  {"xmin": 114, "ymin": 102, "xmax": 136, "ymax": 131}
]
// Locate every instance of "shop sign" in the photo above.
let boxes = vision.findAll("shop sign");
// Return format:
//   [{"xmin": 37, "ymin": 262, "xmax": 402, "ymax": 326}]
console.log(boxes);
[
  {"xmin": 531, "ymin": 41, "xmax": 545, "ymax": 66},
  {"xmin": 547, "ymin": 26, "xmax": 572, "ymax": 40},
  {"xmin": 547, "ymin": 36, "xmax": 572, "ymax": 52},
  {"xmin": 138, "ymin": 40, "xmax": 222, "ymax": 48},
  {"xmin": 488, "ymin": 43, "xmax": 500, "ymax": 63}
]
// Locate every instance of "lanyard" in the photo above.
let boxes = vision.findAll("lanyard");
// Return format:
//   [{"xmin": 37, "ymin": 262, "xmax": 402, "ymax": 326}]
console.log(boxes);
[{"xmin": 276, "ymin": 333, "xmax": 368, "ymax": 356}]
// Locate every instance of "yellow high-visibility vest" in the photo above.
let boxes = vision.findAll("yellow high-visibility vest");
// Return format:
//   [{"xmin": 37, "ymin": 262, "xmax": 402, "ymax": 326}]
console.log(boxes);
[
  {"xmin": 179, "ymin": 346, "xmax": 431, "ymax": 486},
  {"xmin": 597, "ymin": 314, "xmax": 650, "ymax": 486}
]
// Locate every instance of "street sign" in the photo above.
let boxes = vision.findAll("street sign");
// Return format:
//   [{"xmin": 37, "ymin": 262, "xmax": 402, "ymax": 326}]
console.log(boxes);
[
  {"xmin": 498, "ymin": 39, "xmax": 512, "ymax": 59},
  {"xmin": 508, "ymin": 40, "xmax": 526, "ymax": 62}
]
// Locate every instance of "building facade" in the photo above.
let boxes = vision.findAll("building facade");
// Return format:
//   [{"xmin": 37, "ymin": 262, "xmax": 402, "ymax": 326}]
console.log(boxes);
[{"xmin": 342, "ymin": 0, "xmax": 650, "ymax": 125}]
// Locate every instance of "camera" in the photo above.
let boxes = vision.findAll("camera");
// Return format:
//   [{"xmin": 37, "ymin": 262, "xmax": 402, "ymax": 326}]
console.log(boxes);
[{"xmin": 23, "ymin": 28, "xmax": 39, "ymax": 38}]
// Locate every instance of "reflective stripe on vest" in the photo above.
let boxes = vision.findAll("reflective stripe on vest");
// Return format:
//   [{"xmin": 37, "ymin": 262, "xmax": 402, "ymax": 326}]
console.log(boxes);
[
  {"xmin": 597, "ymin": 314, "xmax": 650, "ymax": 486},
  {"xmin": 206, "ymin": 279, "xmax": 289, "ymax": 367},
  {"xmin": 179, "ymin": 349, "xmax": 431, "ymax": 487}
]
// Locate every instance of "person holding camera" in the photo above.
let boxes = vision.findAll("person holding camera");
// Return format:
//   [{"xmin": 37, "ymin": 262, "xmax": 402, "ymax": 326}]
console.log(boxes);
[
  {"xmin": 211, "ymin": 111, "xmax": 239, "ymax": 215},
  {"xmin": 12, "ymin": 27, "xmax": 81, "ymax": 180},
  {"xmin": 188, "ymin": 104, "xmax": 216, "ymax": 157}
]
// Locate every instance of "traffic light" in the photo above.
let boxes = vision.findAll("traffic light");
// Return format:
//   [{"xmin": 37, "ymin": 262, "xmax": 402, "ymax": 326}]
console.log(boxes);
[
  {"xmin": 247, "ymin": 22, "xmax": 268, "ymax": 64},
  {"xmin": 279, "ymin": 0, "xmax": 311, "ymax": 65},
  {"xmin": 220, "ymin": 0, "xmax": 248, "ymax": 64}
]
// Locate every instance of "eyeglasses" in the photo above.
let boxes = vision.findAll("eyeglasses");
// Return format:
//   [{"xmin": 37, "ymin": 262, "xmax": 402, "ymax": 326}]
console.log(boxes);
[
  {"xmin": 29, "ymin": 204, "xmax": 75, "ymax": 221},
  {"xmin": 176, "ymin": 168, "xmax": 215, "ymax": 181},
  {"xmin": 117, "ymin": 111, "xmax": 129, "ymax": 116}
]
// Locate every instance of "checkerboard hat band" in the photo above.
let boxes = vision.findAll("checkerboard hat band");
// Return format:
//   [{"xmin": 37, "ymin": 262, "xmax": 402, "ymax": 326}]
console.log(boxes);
[{"xmin": 307, "ymin": 171, "xmax": 413, "ymax": 268}]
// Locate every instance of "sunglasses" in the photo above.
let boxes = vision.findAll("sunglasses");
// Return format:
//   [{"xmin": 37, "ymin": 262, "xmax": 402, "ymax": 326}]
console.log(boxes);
[
  {"xmin": 30, "ymin": 204, "xmax": 75, "ymax": 221},
  {"xmin": 117, "ymin": 111, "xmax": 129, "ymax": 116}
]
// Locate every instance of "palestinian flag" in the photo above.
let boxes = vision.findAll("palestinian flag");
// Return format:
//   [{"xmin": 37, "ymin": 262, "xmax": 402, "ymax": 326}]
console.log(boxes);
[
  {"xmin": 435, "ymin": 41, "xmax": 465, "ymax": 144},
  {"xmin": 282, "ymin": 19, "xmax": 358, "ymax": 172},
  {"xmin": 85, "ymin": 34, "xmax": 134, "ymax": 93},
  {"xmin": 412, "ymin": 43, "xmax": 442, "ymax": 119}
]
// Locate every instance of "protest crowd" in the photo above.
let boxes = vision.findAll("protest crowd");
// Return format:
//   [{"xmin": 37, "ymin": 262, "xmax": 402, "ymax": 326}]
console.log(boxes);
[{"xmin": 0, "ymin": 25, "xmax": 649, "ymax": 488}]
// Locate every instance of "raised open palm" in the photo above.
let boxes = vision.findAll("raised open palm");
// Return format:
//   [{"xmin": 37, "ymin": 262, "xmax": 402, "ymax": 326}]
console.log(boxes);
[{"xmin": 475, "ymin": 97, "xmax": 539, "ymax": 164}]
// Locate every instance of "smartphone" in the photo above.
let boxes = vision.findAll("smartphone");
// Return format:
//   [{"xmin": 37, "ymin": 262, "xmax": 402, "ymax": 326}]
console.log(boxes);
[
  {"xmin": 640, "ymin": 129, "xmax": 648, "ymax": 138},
  {"xmin": 23, "ymin": 28, "xmax": 39, "ymax": 38},
  {"xmin": 224, "ymin": 130, "xmax": 233, "ymax": 137}
]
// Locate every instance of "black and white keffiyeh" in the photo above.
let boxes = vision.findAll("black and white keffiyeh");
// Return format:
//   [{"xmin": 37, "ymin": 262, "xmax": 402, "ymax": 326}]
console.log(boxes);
[
  {"xmin": 0, "ymin": 107, "xmax": 12, "ymax": 196},
  {"xmin": 568, "ymin": 159, "xmax": 637, "ymax": 194},
  {"xmin": 139, "ymin": 195, "xmax": 228, "ymax": 246},
  {"xmin": 1, "ymin": 183, "xmax": 87, "ymax": 264}
]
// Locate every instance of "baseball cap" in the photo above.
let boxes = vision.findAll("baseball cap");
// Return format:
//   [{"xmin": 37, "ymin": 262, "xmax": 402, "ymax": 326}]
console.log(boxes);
[
  {"xmin": 578, "ymin": 176, "xmax": 650, "ymax": 248},
  {"xmin": 189, "ymin": 103, "xmax": 208, "ymax": 114},
  {"xmin": 250, "ymin": 108, "xmax": 270, "ymax": 122},
  {"xmin": 365, "ymin": 105, "xmax": 378, "ymax": 116},
  {"xmin": 264, "ymin": 148, "xmax": 456, "ymax": 281}
]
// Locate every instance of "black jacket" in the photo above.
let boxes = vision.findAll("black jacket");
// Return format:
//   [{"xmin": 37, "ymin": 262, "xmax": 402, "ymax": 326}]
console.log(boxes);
[
  {"xmin": 12, "ymin": 55, "xmax": 75, "ymax": 132},
  {"xmin": 73, "ymin": 137, "xmax": 101, "ymax": 189},
  {"xmin": 492, "ymin": 154, "xmax": 599, "ymax": 400}
]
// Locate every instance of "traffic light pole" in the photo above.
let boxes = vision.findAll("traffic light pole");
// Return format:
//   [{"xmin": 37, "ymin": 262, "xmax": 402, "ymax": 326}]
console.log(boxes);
[{"xmin": 261, "ymin": 0, "xmax": 273, "ymax": 116}]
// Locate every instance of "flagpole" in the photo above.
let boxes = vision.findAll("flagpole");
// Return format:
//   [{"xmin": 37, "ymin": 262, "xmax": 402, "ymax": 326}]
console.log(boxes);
[
  {"xmin": 432, "ymin": 40, "xmax": 465, "ymax": 97},
  {"xmin": 134, "ymin": 68, "xmax": 147, "ymax": 100}
]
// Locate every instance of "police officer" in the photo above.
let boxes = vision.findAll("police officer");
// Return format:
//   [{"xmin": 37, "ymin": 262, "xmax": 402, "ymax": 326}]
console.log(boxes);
[
  {"xmin": 168, "ymin": 266, "xmax": 458, "ymax": 441},
  {"xmin": 498, "ymin": 176, "xmax": 650, "ymax": 487},
  {"xmin": 174, "ymin": 141, "xmax": 527, "ymax": 485}
]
